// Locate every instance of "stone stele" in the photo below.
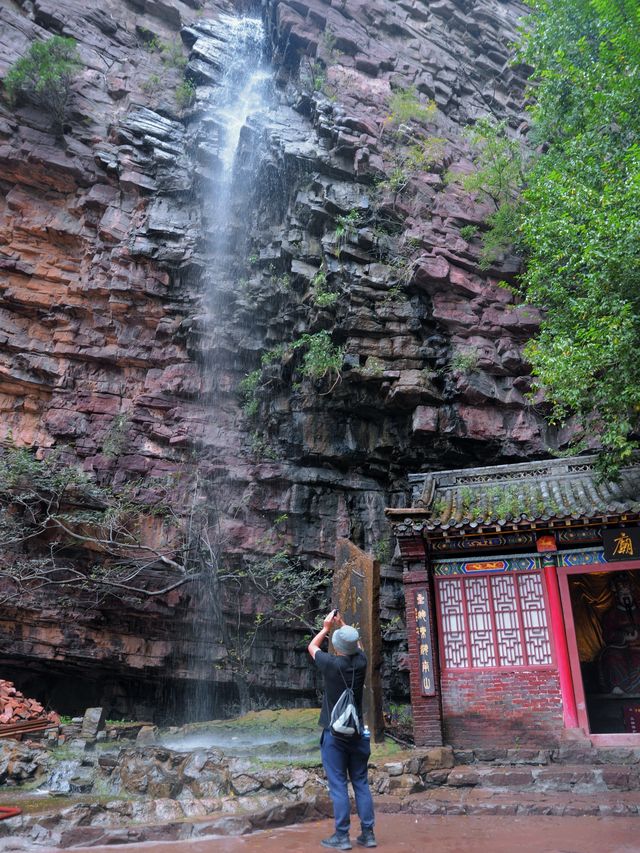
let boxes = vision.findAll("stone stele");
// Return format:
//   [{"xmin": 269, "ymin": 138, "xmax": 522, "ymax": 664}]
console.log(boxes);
[{"xmin": 333, "ymin": 539, "xmax": 383, "ymax": 740}]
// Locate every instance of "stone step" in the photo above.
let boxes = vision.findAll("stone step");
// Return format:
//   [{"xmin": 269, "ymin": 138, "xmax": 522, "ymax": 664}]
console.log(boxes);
[
  {"xmin": 375, "ymin": 788, "xmax": 640, "ymax": 817},
  {"xmin": 452, "ymin": 744, "xmax": 640, "ymax": 767},
  {"xmin": 442, "ymin": 762, "xmax": 640, "ymax": 793}
]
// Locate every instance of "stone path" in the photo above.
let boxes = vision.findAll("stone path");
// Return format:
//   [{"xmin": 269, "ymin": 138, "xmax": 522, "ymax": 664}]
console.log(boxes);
[
  {"xmin": 375, "ymin": 785, "xmax": 640, "ymax": 817},
  {"xmin": 49, "ymin": 814, "xmax": 640, "ymax": 853},
  {"xmin": 5, "ymin": 740, "xmax": 640, "ymax": 849}
]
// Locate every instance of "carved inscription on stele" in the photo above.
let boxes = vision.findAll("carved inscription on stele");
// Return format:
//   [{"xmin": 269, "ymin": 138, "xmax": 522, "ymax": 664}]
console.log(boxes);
[{"xmin": 333, "ymin": 539, "xmax": 383, "ymax": 740}]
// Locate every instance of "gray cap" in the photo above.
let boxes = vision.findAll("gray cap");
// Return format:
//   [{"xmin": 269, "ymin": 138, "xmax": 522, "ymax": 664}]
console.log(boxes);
[{"xmin": 332, "ymin": 625, "xmax": 360, "ymax": 655}]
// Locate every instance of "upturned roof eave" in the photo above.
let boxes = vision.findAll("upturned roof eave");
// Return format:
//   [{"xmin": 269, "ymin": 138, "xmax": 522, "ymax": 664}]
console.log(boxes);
[
  {"xmin": 387, "ymin": 509, "xmax": 640, "ymax": 539},
  {"xmin": 389, "ymin": 454, "xmax": 640, "ymax": 537}
]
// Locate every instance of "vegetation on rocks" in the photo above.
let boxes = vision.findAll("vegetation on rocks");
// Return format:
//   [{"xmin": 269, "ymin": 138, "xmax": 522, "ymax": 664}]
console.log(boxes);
[
  {"xmin": 460, "ymin": 0, "xmax": 640, "ymax": 474},
  {"xmin": 235, "ymin": 73, "xmax": 446, "ymax": 437},
  {"xmin": 450, "ymin": 350, "xmax": 479, "ymax": 375},
  {"xmin": 311, "ymin": 268, "xmax": 339, "ymax": 308},
  {"xmin": 4, "ymin": 36, "xmax": 81, "ymax": 134},
  {"xmin": 447, "ymin": 118, "xmax": 527, "ymax": 270},
  {"xmin": 238, "ymin": 330, "xmax": 344, "ymax": 422},
  {"xmin": 386, "ymin": 86, "xmax": 436, "ymax": 128},
  {"xmin": 0, "ymin": 445, "xmax": 193, "ymax": 606},
  {"xmin": 176, "ymin": 80, "xmax": 197, "ymax": 108},
  {"xmin": 292, "ymin": 331, "xmax": 344, "ymax": 385},
  {"xmin": 334, "ymin": 209, "xmax": 361, "ymax": 256}
]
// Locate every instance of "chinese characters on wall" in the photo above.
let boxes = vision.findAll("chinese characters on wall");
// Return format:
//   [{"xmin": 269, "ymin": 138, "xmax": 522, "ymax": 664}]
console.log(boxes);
[
  {"xmin": 414, "ymin": 589, "xmax": 435, "ymax": 696},
  {"xmin": 603, "ymin": 529, "xmax": 640, "ymax": 562}
]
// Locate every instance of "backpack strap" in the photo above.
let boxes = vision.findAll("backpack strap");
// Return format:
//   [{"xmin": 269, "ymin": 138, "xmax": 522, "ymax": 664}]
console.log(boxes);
[{"xmin": 337, "ymin": 656, "xmax": 357, "ymax": 692}]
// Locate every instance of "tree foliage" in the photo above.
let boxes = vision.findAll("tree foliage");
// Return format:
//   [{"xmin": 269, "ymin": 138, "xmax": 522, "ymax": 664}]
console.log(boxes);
[
  {"xmin": 0, "ymin": 445, "xmax": 202, "ymax": 607},
  {"xmin": 518, "ymin": 0, "xmax": 640, "ymax": 472},
  {"xmin": 4, "ymin": 36, "xmax": 81, "ymax": 133},
  {"xmin": 463, "ymin": 0, "xmax": 640, "ymax": 473},
  {"xmin": 447, "ymin": 119, "xmax": 528, "ymax": 269}
]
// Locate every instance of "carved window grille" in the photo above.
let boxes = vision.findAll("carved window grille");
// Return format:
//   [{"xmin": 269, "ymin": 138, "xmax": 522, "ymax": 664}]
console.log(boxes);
[{"xmin": 437, "ymin": 572, "xmax": 552, "ymax": 670}]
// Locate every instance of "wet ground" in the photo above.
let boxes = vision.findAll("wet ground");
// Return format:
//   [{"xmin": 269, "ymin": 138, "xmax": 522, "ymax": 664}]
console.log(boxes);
[{"xmin": 51, "ymin": 814, "xmax": 640, "ymax": 853}]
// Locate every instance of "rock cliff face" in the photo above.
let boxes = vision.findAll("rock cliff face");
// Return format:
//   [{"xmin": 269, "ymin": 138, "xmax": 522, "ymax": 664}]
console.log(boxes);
[{"xmin": 0, "ymin": 0, "xmax": 557, "ymax": 720}]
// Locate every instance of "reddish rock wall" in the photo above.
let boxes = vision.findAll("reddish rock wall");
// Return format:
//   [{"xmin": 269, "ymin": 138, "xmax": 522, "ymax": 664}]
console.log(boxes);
[{"xmin": 0, "ymin": 0, "xmax": 562, "ymax": 721}]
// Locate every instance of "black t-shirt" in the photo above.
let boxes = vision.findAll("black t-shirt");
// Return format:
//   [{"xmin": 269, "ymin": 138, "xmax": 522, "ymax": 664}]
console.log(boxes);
[{"xmin": 314, "ymin": 649, "xmax": 367, "ymax": 729}]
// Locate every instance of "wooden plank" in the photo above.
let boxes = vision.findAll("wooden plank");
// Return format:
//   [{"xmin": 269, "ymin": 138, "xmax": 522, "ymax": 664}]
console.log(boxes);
[{"xmin": 0, "ymin": 720, "xmax": 51, "ymax": 739}]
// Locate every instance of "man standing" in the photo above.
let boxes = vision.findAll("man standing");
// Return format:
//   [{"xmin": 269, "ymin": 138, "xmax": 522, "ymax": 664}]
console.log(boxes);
[{"xmin": 308, "ymin": 610, "xmax": 377, "ymax": 850}]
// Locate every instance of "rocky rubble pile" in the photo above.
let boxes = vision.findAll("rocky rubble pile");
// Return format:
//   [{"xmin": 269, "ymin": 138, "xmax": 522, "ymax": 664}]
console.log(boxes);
[
  {"xmin": 0, "ymin": 738, "xmax": 330, "ymax": 847},
  {"xmin": 0, "ymin": 738, "xmax": 50, "ymax": 787},
  {"xmin": 0, "ymin": 680, "xmax": 60, "ymax": 727}
]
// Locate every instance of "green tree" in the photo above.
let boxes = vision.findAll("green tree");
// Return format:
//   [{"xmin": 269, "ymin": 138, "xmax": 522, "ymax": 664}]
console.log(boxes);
[
  {"xmin": 517, "ymin": 0, "xmax": 640, "ymax": 473},
  {"xmin": 4, "ymin": 36, "xmax": 81, "ymax": 134},
  {"xmin": 461, "ymin": 0, "xmax": 640, "ymax": 473}
]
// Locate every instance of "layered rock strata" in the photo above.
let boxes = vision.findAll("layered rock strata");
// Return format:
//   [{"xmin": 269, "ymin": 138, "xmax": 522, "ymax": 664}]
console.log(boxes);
[{"xmin": 0, "ymin": 0, "xmax": 560, "ymax": 719}]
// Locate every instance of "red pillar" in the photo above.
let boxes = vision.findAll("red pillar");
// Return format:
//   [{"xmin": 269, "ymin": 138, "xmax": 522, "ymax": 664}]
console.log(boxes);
[{"xmin": 544, "ymin": 561, "xmax": 578, "ymax": 729}]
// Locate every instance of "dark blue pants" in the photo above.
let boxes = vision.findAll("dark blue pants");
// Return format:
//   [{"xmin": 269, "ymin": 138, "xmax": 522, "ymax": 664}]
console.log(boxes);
[{"xmin": 320, "ymin": 729, "xmax": 375, "ymax": 835}]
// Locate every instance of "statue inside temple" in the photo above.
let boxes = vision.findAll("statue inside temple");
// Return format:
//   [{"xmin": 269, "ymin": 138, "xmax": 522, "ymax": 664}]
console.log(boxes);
[{"xmin": 598, "ymin": 573, "xmax": 640, "ymax": 695}]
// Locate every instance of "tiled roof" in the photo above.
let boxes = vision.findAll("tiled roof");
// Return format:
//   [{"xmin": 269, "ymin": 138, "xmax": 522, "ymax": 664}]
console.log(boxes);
[{"xmin": 393, "ymin": 455, "xmax": 640, "ymax": 531}]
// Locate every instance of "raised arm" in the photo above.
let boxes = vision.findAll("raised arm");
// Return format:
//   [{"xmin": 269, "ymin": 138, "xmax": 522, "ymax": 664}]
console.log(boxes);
[{"xmin": 308, "ymin": 610, "xmax": 344, "ymax": 659}]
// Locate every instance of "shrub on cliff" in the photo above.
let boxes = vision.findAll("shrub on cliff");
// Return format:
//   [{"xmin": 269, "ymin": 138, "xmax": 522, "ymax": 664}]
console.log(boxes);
[
  {"xmin": 0, "ymin": 444, "xmax": 192, "ymax": 606},
  {"xmin": 455, "ymin": 0, "xmax": 640, "ymax": 475},
  {"xmin": 4, "ymin": 36, "xmax": 81, "ymax": 134},
  {"xmin": 515, "ymin": 0, "xmax": 640, "ymax": 476}
]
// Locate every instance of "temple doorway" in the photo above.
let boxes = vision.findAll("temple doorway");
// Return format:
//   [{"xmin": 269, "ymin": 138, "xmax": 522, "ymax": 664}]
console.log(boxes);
[{"xmin": 567, "ymin": 569, "xmax": 640, "ymax": 734}]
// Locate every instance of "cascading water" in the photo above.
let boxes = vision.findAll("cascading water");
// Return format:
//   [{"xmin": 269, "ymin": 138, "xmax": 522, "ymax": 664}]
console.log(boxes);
[
  {"xmin": 181, "ymin": 15, "xmax": 273, "ymax": 723},
  {"xmin": 203, "ymin": 17, "xmax": 271, "ymax": 283}
]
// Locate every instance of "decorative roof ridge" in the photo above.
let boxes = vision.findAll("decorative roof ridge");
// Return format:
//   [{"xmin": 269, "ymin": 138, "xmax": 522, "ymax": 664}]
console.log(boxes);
[
  {"xmin": 393, "ymin": 452, "xmax": 640, "ymax": 532},
  {"xmin": 409, "ymin": 453, "xmax": 640, "ymax": 498}
]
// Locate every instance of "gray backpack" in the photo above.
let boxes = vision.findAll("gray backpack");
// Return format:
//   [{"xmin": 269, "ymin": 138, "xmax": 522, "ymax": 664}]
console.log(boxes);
[{"xmin": 329, "ymin": 662, "xmax": 362, "ymax": 738}]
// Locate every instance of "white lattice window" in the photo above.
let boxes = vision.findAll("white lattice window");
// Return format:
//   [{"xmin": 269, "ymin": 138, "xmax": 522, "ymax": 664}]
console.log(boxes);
[{"xmin": 437, "ymin": 573, "xmax": 552, "ymax": 670}]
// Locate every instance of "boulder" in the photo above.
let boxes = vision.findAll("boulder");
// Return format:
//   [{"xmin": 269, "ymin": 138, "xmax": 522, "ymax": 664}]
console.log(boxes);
[{"xmin": 81, "ymin": 708, "xmax": 106, "ymax": 741}]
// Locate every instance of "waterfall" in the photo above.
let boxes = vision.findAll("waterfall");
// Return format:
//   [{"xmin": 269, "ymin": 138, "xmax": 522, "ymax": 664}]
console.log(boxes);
[
  {"xmin": 205, "ymin": 17, "xmax": 270, "ymax": 270},
  {"xmin": 182, "ymin": 14, "xmax": 272, "ymax": 722}
]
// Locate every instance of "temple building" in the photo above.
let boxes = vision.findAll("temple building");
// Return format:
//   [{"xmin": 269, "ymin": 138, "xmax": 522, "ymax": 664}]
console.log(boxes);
[{"xmin": 387, "ymin": 455, "xmax": 640, "ymax": 748}]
